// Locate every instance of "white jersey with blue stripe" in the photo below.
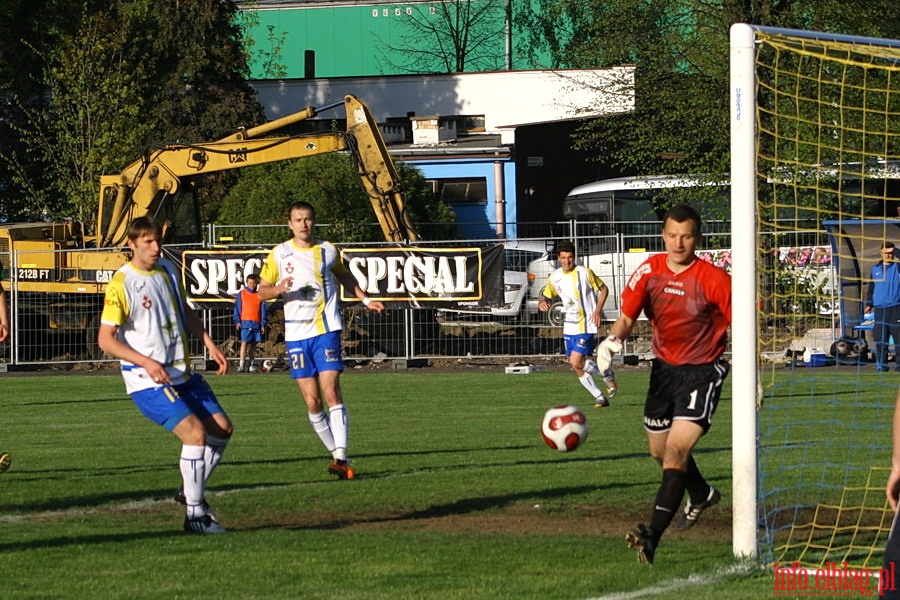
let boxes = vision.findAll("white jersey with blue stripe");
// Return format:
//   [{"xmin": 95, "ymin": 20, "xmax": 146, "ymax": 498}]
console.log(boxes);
[
  {"xmin": 100, "ymin": 258, "xmax": 191, "ymax": 393},
  {"xmin": 540, "ymin": 265, "xmax": 606, "ymax": 336},
  {"xmin": 259, "ymin": 239, "xmax": 347, "ymax": 342}
]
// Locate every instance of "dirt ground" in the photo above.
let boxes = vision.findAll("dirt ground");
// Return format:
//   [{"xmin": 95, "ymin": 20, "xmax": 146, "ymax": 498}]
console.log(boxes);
[{"xmin": 229, "ymin": 496, "xmax": 733, "ymax": 543}]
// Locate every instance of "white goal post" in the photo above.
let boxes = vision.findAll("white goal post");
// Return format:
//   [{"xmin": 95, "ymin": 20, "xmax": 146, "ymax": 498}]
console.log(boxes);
[
  {"xmin": 729, "ymin": 22, "xmax": 759, "ymax": 560},
  {"xmin": 730, "ymin": 23, "xmax": 900, "ymax": 564}
]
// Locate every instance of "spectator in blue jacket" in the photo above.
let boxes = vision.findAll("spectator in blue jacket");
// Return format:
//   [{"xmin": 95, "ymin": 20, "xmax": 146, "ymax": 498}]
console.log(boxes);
[
  {"xmin": 866, "ymin": 242, "xmax": 900, "ymax": 371},
  {"xmin": 234, "ymin": 274, "xmax": 268, "ymax": 373}
]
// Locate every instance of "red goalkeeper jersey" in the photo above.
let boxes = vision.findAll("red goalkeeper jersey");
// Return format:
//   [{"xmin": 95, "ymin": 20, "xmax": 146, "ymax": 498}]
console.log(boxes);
[{"xmin": 620, "ymin": 253, "xmax": 732, "ymax": 366}]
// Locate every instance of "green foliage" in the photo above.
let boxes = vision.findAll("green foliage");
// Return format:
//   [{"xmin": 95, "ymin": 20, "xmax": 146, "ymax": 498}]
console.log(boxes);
[
  {"xmin": 0, "ymin": 0, "xmax": 113, "ymax": 221},
  {"xmin": 6, "ymin": 9, "xmax": 155, "ymax": 222},
  {"xmin": 217, "ymin": 154, "xmax": 458, "ymax": 244},
  {"xmin": 515, "ymin": 0, "xmax": 900, "ymax": 205},
  {"xmin": 236, "ymin": 1, "xmax": 289, "ymax": 79},
  {"xmin": 515, "ymin": 0, "xmax": 734, "ymax": 189},
  {"xmin": 0, "ymin": 0, "xmax": 264, "ymax": 226}
]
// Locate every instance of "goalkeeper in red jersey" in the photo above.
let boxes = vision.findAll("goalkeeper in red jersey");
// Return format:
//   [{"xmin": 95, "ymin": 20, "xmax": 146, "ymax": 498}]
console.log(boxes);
[{"xmin": 595, "ymin": 204, "xmax": 732, "ymax": 564}]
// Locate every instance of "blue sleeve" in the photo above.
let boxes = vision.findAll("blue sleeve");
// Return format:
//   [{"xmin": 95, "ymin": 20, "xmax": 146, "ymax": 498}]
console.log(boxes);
[
  {"xmin": 233, "ymin": 292, "xmax": 242, "ymax": 324},
  {"xmin": 260, "ymin": 299, "xmax": 268, "ymax": 327},
  {"xmin": 867, "ymin": 266, "xmax": 878, "ymax": 305}
]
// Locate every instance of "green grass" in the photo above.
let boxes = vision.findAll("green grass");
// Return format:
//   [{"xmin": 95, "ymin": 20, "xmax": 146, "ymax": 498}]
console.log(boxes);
[{"xmin": 0, "ymin": 368, "xmax": 810, "ymax": 598}]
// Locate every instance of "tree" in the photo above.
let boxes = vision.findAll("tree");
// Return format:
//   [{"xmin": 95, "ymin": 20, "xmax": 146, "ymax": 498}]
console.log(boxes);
[
  {"xmin": 217, "ymin": 154, "xmax": 457, "ymax": 244},
  {"xmin": 236, "ymin": 1, "xmax": 289, "ymax": 79},
  {"xmin": 6, "ymin": 8, "xmax": 156, "ymax": 222},
  {"xmin": 376, "ymin": 0, "xmax": 509, "ymax": 73},
  {"xmin": 516, "ymin": 0, "xmax": 900, "ymax": 198},
  {"xmin": 517, "ymin": 0, "xmax": 736, "ymax": 182},
  {"xmin": 0, "ymin": 0, "xmax": 264, "ymax": 227},
  {"xmin": 129, "ymin": 0, "xmax": 266, "ymax": 223},
  {"xmin": 0, "ymin": 0, "xmax": 111, "ymax": 221}
]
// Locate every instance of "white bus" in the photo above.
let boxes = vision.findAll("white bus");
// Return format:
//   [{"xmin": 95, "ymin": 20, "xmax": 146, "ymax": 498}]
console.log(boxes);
[{"xmin": 562, "ymin": 174, "xmax": 730, "ymax": 255}]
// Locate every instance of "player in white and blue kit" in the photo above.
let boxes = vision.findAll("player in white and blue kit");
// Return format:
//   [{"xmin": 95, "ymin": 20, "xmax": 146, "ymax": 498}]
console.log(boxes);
[
  {"xmin": 97, "ymin": 216, "xmax": 232, "ymax": 534},
  {"xmin": 258, "ymin": 201, "xmax": 384, "ymax": 480},
  {"xmin": 538, "ymin": 240, "xmax": 614, "ymax": 407}
]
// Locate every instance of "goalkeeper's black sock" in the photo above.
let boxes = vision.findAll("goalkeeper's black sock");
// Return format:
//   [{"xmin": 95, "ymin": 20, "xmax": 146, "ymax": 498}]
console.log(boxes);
[
  {"xmin": 649, "ymin": 468, "xmax": 686, "ymax": 536},
  {"xmin": 683, "ymin": 454, "xmax": 712, "ymax": 506}
]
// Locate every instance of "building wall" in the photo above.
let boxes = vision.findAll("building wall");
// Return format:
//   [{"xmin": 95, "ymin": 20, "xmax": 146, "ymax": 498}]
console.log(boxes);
[
  {"xmin": 409, "ymin": 157, "xmax": 518, "ymax": 239},
  {"xmin": 242, "ymin": 0, "xmax": 550, "ymax": 79},
  {"xmin": 240, "ymin": 3, "xmax": 631, "ymax": 239},
  {"xmin": 251, "ymin": 69, "xmax": 633, "ymax": 237},
  {"xmin": 253, "ymin": 68, "xmax": 634, "ymax": 143},
  {"xmin": 514, "ymin": 121, "xmax": 623, "ymax": 237}
]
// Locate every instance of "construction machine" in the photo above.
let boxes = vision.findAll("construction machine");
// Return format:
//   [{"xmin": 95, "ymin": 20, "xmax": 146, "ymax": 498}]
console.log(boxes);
[{"xmin": 0, "ymin": 95, "xmax": 420, "ymax": 351}]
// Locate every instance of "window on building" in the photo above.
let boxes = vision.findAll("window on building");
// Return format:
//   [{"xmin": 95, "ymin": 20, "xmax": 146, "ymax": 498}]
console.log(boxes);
[{"xmin": 430, "ymin": 177, "xmax": 489, "ymax": 204}]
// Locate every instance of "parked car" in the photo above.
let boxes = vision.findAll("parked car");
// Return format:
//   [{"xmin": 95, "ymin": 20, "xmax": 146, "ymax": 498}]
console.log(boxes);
[{"xmin": 438, "ymin": 240, "xmax": 555, "ymax": 323}]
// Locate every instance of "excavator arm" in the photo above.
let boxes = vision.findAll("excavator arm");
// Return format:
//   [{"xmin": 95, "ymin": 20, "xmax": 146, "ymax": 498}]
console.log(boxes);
[{"xmin": 96, "ymin": 95, "xmax": 420, "ymax": 247}]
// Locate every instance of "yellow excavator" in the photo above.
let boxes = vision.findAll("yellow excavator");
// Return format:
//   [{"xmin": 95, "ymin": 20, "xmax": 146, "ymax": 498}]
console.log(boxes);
[{"xmin": 0, "ymin": 95, "xmax": 420, "ymax": 339}]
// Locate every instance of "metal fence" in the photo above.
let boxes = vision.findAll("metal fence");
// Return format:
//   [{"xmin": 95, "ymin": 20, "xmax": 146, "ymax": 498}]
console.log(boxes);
[{"xmin": 0, "ymin": 220, "xmax": 832, "ymax": 369}]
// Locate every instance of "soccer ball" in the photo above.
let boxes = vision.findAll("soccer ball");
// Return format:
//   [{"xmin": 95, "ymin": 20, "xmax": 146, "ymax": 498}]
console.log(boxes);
[
  {"xmin": 541, "ymin": 404, "xmax": 589, "ymax": 452},
  {"xmin": 260, "ymin": 359, "xmax": 275, "ymax": 373}
]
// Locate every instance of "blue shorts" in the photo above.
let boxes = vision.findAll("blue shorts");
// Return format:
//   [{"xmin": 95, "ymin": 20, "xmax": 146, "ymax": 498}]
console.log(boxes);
[
  {"xmin": 240, "ymin": 324, "xmax": 263, "ymax": 343},
  {"xmin": 564, "ymin": 333, "xmax": 597, "ymax": 358},
  {"xmin": 130, "ymin": 373, "xmax": 227, "ymax": 431},
  {"xmin": 286, "ymin": 331, "xmax": 344, "ymax": 379}
]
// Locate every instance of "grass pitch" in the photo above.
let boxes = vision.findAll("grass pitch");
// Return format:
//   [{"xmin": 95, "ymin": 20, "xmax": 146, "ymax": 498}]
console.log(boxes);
[{"xmin": 2, "ymin": 367, "xmax": 781, "ymax": 598}]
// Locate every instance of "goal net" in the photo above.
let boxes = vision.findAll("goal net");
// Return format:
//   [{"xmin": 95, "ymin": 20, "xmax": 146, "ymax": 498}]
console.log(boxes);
[{"xmin": 731, "ymin": 24, "xmax": 900, "ymax": 568}]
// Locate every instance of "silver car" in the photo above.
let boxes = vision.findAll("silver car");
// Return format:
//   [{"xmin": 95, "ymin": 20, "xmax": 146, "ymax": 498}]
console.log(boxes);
[{"xmin": 438, "ymin": 240, "xmax": 555, "ymax": 323}]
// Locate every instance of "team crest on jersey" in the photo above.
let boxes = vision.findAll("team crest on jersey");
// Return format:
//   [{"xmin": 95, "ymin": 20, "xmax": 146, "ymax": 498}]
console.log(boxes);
[
  {"xmin": 285, "ymin": 260, "xmax": 294, "ymax": 275},
  {"xmin": 296, "ymin": 281, "xmax": 321, "ymax": 301},
  {"xmin": 142, "ymin": 295, "xmax": 152, "ymax": 309}
]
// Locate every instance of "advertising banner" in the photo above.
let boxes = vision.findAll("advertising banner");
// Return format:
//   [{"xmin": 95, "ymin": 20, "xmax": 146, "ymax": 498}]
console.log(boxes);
[{"xmin": 167, "ymin": 243, "xmax": 504, "ymax": 308}]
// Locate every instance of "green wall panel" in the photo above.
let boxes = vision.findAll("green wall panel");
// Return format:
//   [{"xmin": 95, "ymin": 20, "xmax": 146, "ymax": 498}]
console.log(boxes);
[{"xmin": 244, "ymin": 2, "xmax": 547, "ymax": 79}]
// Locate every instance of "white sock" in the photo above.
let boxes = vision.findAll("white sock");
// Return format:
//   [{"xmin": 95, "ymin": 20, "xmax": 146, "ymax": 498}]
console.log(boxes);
[
  {"xmin": 329, "ymin": 404, "xmax": 349, "ymax": 462},
  {"xmin": 584, "ymin": 358, "xmax": 600, "ymax": 374},
  {"xmin": 180, "ymin": 444, "xmax": 207, "ymax": 519},
  {"xmin": 578, "ymin": 373, "xmax": 605, "ymax": 401},
  {"xmin": 309, "ymin": 412, "xmax": 336, "ymax": 453},
  {"xmin": 204, "ymin": 435, "xmax": 229, "ymax": 482}
]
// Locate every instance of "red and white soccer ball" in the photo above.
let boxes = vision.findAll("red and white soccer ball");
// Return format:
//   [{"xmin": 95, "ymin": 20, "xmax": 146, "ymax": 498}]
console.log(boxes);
[
  {"xmin": 260, "ymin": 359, "xmax": 275, "ymax": 373},
  {"xmin": 541, "ymin": 404, "xmax": 589, "ymax": 452}
]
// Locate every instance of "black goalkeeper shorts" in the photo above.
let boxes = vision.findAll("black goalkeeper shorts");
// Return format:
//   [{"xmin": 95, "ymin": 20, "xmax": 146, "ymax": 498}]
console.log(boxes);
[{"xmin": 643, "ymin": 357, "xmax": 730, "ymax": 434}]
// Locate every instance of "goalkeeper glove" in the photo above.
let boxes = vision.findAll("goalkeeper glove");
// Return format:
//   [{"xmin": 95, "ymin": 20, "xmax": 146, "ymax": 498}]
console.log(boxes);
[{"xmin": 596, "ymin": 335, "xmax": 622, "ymax": 373}]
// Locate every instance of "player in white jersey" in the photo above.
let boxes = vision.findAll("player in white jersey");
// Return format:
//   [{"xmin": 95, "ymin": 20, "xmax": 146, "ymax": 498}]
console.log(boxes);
[
  {"xmin": 258, "ymin": 201, "xmax": 384, "ymax": 480},
  {"xmin": 538, "ymin": 240, "xmax": 615, "ymax": 407},
  {"xmin": 97, "ymin": 217, "xmax": 232, "ymax": 534}
]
